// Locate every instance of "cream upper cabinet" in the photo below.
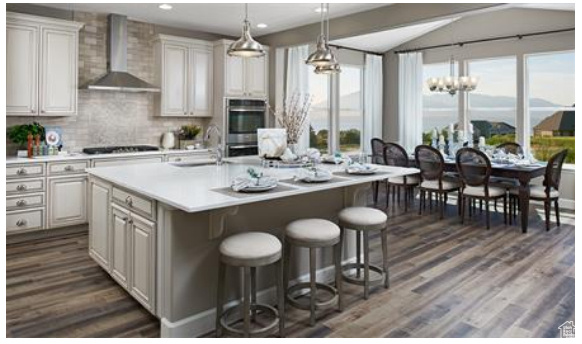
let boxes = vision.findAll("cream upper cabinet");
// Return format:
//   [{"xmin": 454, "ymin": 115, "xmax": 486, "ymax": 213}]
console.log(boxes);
[
  {"xmin": 6, "ymin": 12, "xmax": 82, "ymax": 117},
  {"xmin": 155, "ymin": 35, "xmax": 213, "ymax": 117},
  {"xmin": 215, "ymin": 40, "xmax": 269, "ymax": 99}
]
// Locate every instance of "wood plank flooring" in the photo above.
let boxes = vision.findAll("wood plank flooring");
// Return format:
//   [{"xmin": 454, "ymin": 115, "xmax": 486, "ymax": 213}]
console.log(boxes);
[{"xmin": 6, "ymin": 197, "xmax": 575, "ymax": 338}]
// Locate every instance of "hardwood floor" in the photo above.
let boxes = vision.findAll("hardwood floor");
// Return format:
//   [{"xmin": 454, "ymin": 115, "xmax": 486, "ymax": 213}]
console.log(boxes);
[{"xmin": 6, "ymin": 197, "xmax": 575, "ymax": 338}]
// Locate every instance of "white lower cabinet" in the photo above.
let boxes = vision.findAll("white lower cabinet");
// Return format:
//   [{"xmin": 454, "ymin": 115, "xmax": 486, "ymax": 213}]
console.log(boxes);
[
  {"xmin": 47, "ymin": 175, "xmax": 87, "ymax": 228},
  {"xmin": 111, "ymin": 203, "xmax": 130, "ymax": 288},
  {"xmin": 88, "ymin": 178, "xmax": 110, "ymax": 269},
  {"xmin": 129, "ymin": 212, "xmax": 156, "ymax": 311}
]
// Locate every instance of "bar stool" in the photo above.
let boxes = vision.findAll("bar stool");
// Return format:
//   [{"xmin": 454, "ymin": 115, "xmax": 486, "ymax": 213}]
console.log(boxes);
[
  {"xmin": 338, "ymin": 207, "xmax": 389, "ymax": 299},
  {"xmin": 284, "ymin": 219, "xmax": 343, "ymax": 326},
  {"xmin": 216, "ymin": 232, "xmax": 285, "ymax": 337}
]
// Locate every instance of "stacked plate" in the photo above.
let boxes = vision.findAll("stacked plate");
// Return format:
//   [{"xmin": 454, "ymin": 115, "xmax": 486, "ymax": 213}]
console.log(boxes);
[
  {"xmin": 294, "ymin": 168, "xmax": 333, "ymax": 183},
  {"xmin": 345, "ymin": 163, "xmax": 377, "ymax": 175},
  {"xmin": 231, "ymin": 176, "xmax": 278, "ymax": 193}
]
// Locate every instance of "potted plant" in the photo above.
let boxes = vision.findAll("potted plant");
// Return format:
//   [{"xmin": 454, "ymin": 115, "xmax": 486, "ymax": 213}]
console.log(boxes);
[
  {"xmin": 177, "ymin": 124, "xmax": 202, "ymax": 149},
  {"xmin": 7, "ymin": 122, "xmax": 45, "ymax": 157}
]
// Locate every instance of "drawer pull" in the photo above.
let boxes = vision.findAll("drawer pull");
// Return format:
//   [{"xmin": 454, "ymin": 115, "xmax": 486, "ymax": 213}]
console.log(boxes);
[
  {"xmin": 125, "ymin": 196, "xmax": 133, "ymax": 207},
  {"xmin": 16, "ymin": 200, "xmax": 27, "ymax": 207},
  {"xmin": 16, "ymin": 168, "xmax": 27, "ymax": 175},
  {"xmin": 16, "ymin": 219, "xmax": 27, "ymax": 227},
  {"xmin": 128, "ymin": 219, "xmax": 134, "ymax": 225},
  {"xmin": 175, "ymin": 158, "xmax": 182, "ymax": 162},
  {"xmin": 64, "ymin": 165, "xmax": 74, "ymax": 172},
  {"xmin": 16, "ymin": 184, "xmax": 28, "ymax": 191}
]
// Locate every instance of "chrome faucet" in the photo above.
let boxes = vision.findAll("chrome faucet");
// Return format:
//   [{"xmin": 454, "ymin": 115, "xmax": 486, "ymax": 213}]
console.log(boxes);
[{"xmin": 204, "ymin": 124, "xmax": 223, "ymax": 165}]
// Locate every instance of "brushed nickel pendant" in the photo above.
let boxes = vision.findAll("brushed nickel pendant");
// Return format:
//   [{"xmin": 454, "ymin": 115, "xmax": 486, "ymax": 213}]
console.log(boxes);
[{"xmin": 228, "ymin": 3, "xmax": 265, "ymax": 58}]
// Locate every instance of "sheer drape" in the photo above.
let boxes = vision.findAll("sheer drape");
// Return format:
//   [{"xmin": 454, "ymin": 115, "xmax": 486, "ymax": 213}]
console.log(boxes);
[
  {"xmin": 285, "ymin": 45, "xmax": 310, "ymax": 152},
  {"xmin": 363, "ymin": 54, "xmax": 383, "ymax": 155},
  {"xmin": 398, "ymin": 52, "xmax": 423, "ymax": 152}
]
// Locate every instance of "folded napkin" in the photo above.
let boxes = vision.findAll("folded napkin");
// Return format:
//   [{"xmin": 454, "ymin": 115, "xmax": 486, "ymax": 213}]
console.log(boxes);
[
  {"xmin": 231, "ymin": 176, "xmax": 278, "ymax": 192},
  {"xmin": 346, "ymin": 163, "xmax": 376, "ymax": 174},
  {"xmin": 294, "ymin": 168, "xmax": 332, "ymax": 182}
]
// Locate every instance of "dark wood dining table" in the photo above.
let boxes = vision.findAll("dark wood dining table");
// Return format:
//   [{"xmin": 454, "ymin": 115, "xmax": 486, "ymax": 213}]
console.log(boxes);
[{"xmin": 408, "ymin": 156, "xmax": 546, "ymax": 233}]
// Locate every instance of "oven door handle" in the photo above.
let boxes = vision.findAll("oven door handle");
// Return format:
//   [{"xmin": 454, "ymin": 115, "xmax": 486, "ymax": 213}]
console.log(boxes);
[{"xmin": 229, "ymin": 144, "xmax": 258, "ymax": 149}]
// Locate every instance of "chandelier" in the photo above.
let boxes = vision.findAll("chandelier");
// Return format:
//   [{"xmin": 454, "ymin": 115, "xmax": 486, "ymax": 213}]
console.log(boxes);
[
  {"xmin": 427, "ymin": 56, "xmax": 478, "ymax": 95},
  {"xmin": 306, "ymin": 3, "xmax": 340, "ymax": 74}
]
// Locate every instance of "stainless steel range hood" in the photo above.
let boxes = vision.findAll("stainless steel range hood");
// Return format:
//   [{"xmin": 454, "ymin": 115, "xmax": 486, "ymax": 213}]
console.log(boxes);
[{"xmin": 84, "ymin": 14, "xmax": 159, "ymax": 92}]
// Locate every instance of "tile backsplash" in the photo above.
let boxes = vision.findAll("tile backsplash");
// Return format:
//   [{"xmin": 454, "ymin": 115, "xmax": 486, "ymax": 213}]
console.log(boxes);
[{"xmin": 6, "ymin": 11, "xmax": 209, "ymax": 155}]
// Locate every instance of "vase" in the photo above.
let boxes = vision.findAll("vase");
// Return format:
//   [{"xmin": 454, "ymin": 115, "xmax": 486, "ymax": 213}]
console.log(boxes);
[{"xmin": 287, "ymin": 142, "xmax": 298, "ymax": 155}]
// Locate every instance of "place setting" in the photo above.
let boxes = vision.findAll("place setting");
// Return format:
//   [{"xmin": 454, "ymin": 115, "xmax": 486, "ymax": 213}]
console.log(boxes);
[{"xmin": 210, "ymin": 167, "xmax": 297, "ymax": 198}]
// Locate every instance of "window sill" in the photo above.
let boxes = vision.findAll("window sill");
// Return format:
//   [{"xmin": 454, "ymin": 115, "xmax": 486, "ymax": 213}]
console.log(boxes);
[{"xmin": 562, "ymin": 163, "xmax": 575, "ymax": 171}]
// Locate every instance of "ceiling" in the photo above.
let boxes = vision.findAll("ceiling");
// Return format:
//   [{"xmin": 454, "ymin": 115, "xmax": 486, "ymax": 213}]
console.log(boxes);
[
  {"xmin": 511, "ymin": 3, "xmax": 575, "ymax": 11},
  {"xmin": 330, "ymin": 18, "xmax": 458, "ymax": 54},
  {"xmin": 43, "ymin": 3, "xmax": 389, "ymax": 36}
]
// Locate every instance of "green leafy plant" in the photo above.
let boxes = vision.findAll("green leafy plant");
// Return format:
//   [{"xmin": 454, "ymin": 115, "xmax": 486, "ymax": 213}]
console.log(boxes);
[
  {"xmin": 7, "ymin": 122, "xmax": 45, "ymax": 147},
  {"xmin": 179, "ymin": 125, "xmax": 202, "ymax": 140}
]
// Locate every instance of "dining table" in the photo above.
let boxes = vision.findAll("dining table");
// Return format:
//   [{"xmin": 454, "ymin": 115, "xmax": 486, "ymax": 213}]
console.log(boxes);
[{"xmin": 408, "ymin": 156, "xmax": 546, "ymax": 233}]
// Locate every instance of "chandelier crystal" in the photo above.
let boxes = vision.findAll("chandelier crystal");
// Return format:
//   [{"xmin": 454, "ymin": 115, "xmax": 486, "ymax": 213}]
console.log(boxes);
[{"xmin": 427, "ymin": 56, "xmax": 478, "ymax": 96}]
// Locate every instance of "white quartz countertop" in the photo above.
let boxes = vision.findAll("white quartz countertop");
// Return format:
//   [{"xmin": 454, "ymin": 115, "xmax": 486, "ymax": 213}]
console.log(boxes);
[
  {"xmin": 86, "ymin": 158, "xmax": 419, "ymax": 213},
  {"xmin": 6, "ymin": 148, "xmax": 212, "ymax": 164}
]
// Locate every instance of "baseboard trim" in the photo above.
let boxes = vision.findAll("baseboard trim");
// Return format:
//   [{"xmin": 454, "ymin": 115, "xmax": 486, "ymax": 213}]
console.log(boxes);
[{"xmin": 160, "ymin": 256, "xmax": 357, "ymax": 338}]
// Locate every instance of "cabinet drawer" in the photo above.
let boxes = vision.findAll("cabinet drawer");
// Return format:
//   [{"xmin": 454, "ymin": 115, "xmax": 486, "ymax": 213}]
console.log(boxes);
[
  {"xmin": 7, "ymin": 164, "xmax": 45, "ymax": 178},
  {"xmin": 112, "ymin": 187, "xmax": 155, "ymax": 219},
  {"xmin": 48, "ymin": 160, "xmax": 89, "ymax": 175},
  {"xmin": 7, "ymin": 178, "xmax": 45, "ymax": 194},
  {"xmin": 167, "ymin": 154, "xmax": 212, "ymax": 164},
  {"xmin": 93, "ymin": 156, "xmax": 164, "ymax": 168},
  {"xmin": 7, "ymin": 208, "xmax": 44, "ymax": 233},
  {"xmin": 7, "ymin": 193, "xmax": 44, "ymax": 210}
]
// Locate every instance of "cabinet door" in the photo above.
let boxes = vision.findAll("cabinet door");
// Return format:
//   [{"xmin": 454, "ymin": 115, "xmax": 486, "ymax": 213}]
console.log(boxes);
[
  {"xmin": 48, "ymin": 176, "xmax": 87, "ymax": 228},
  {"xmin": 111, "ymin": 204, "xmax": 130, "ymax": 287},
  {"xmin": 40, "ymin": 28, "xmax": 77, "ymax": 116},
  {"xmin": 225, "ymin": 54, "xmax": 245, "ymax": 96},
  {"xmin": 129, "ymin": 212, "xmax": 156, "ymax": 311},
  {"xmin": 189, "ymin": 48, "xmax": 213, "ymax": 117},
  {"xmin": 89, "ymin": 179, "xmax": 110, "ymax": 269},
  {"xmin": 7, "ymin": 23, "xmax": 38, "ymax": 116},
  {"xmin": 246, "ymin": 53, "xmax": 268, "ymax": 98},
  {"xmin": 162, "ymin": 43, "xmax": 189, "ymax": 116}
]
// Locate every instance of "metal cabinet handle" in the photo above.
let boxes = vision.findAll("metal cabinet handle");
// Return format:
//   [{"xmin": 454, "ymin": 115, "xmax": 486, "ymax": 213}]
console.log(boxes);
[
  {"xmin": 125, "ymin": 196, "xmax": 133, "ymax": 206},
  {"xmin": 128, "ymin": 219, "xmax": 134, "ymax": 225},
  {"xmin": 31, "ymin": 109, "xmax": 35, "ymax": 113},
  {"xmin": 64, "ymin": 165, "xmax": 74, "ymax": 171},
  {"xmin": 16, "ymin": 200, "xmax": 27, "ymax": 207},
  {"xmin": 175, "ymin": 158, "xmax": 182, "ymax": 162},
  {"xmin": 16, "ymin": 184, "xmax": 28, "ymax": 191},
  {"xmin": 16, "ymin": 219, "xmax": 27, "ymax": 227},
  {"xmin": 16, "ymin": 168, "xmax": 27, "ymax": 175}
]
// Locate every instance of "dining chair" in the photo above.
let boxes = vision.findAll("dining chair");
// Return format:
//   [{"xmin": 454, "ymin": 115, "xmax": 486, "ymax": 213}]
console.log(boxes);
[
  {"xmin": 415, "ymin": 145, "xmax": 460, "ymax": 219},
  {"xmin": 384, "ymin": 142, "xmax": 419, "ymax": 212},
  {"xmin": 370, "ymin": 138, "xmax": 387, "ymax": 205},
  {"xmin": 456, "ymin": 148, "xmax": 508, "ymax": 229},
  {"xmin": 509, "ymin": 149, "xmax": 568, "ymax": 231}
]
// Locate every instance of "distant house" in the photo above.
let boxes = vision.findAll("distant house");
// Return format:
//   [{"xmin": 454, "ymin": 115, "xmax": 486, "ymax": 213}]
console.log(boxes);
[
  {"xmin": 533, "ymin": 110, "xmax": 575, "ymax": 137},
  {"xmin": 470, "ymin": 120, "xmax": 516, "ymax": 138}
]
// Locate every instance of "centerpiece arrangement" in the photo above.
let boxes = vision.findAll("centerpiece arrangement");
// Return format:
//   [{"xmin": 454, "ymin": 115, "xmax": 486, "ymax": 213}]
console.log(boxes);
[
  {"xmin": 177, "ymin": 124, "xmax": 202, "ymax": 149},
  {"xmin": 267, "ymin": 93, "xmax": 312, "ymax": 155}
]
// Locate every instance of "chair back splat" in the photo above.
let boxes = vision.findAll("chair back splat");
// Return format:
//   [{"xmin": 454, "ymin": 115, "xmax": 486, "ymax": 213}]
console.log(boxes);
[
  {"xmin": 545, "ymin": 149, "xmax": 568, "ymax": 191},
  {"xmin": 456, "ymin": 147, "xmax": 492, "ymax": 188},
  {"xmin": 371, "ymin": 138, "xmax": 387, "ymax": 165},
  {"xmin": 383, "ymin": 142, "xmax": 409, "ymax": 168},
  {"xmin": 414, "ymin": 145, "xmax": 444, "ymax": 182}
]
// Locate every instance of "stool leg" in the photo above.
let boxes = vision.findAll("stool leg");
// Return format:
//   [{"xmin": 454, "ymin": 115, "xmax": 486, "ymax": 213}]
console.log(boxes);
[
  {"xmin": 381, "ymin": 229, "xmax": 389, "ymax": 289},
  {"xmin": 250, "ymin": 267, "xmax": 257, "ymax": 322},
  {"xmin": 277, "ymin": 258, "xmax": 285, "ymax": 337},
  {"xmin": 215, "ymin": 261, "xmax": 226, "ymax": 337},
  {"xmin": 283, "ymin": 240, "xmax": 291, "ymax": 297},
  {"xmin": 356, "ymin": 230, "xmax": 361, "ymax": 278},
  {"xmin": 335, "ymin": 231, "xmax": 344, "ymax": 311},
  {"xmin": 243, "ymin": 267, "xmax": 251, "ymax": 337},
  {"xmin": 363, "ymin": 231, "xmax": 370, "ymax": 300},
  {"xmin": 309, "ymin": 247, "xmax": 317, "ymax": 327}
]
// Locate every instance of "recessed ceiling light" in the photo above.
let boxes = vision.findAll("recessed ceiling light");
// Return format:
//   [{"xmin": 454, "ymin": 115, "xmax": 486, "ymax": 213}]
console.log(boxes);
[
  {"xmin": 159, "ymin": 4, "xmax": 172, "ymax": 10},
  {"xmin": 257, "ymin": 23, "xmax": 268, "ymax": 29},
  {"xmin": 314, "ymin": 7, "xmax": 328, "ymax": 13}
]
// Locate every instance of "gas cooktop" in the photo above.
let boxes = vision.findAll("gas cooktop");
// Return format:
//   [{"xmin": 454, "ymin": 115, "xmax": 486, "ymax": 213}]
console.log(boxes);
[{"xmin": 82, "ymin": 145, "xmax": 160, "ymax": 155}]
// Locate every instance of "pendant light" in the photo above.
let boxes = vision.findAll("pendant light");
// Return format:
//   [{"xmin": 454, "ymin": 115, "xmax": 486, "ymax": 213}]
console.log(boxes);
[
  {"xmin": 315, "ymin": 4, "xmax": 341, "ymax": 74},
  {"xmin": 228, "ymin": 3, "xmax": 265, "ymax": 58},
  {"xmin": 306, "ymin": 3, "xmax": 338, "ymax": 69}
]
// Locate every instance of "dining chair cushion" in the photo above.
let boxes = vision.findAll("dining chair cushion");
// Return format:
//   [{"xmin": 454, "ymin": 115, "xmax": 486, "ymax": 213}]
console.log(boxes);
[
  {"xmin": 388, "ymin": 175, "xmax": 420, "ymax": 185},
  {"xmin": 220, "ymin": 232, "xmax": 282, "ymax": 267},
  {"xmin": 463, "ymin": 185, "xmax": 505, "ymax": 198},
  {"xmin": 286, "ymin": 218, "xmax": 340, "ymax": 246},
  {"xmin": 338, "ymin": 207, "xmax": 388, "ymax": 231},
  {"xmin": 420, "ymin": 180, "xmax": 459, "ymax": 191},
  {"xmin": 510, "ymin": 185, "xmax": 559, "ymax": 199}
]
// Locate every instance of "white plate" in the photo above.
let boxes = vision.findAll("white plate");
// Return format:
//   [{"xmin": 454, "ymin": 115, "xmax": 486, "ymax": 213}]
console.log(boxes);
[
  {"xmin": 238, "ymin": 183, "xmax": 278, "ymax": 193},
  {"xmin": 346, "ymin": 168, "xmax": 377, "ymax": 175},
  {"xmin": 299, "ymin": 174, "xmax": 333, "ymax": 183}
]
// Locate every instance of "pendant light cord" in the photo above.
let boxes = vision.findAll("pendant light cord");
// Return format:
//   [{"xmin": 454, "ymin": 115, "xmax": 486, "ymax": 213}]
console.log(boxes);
[
  {"xmin": 245, "ymin": 3, "xmax": 248, "ymax": 21},
  {"xmin": 320, "ymin": 3, "xmax": 324, "ymax": 36},
  {"xmin": 326, "ymin": 3, "xmax": 330, "ymax": 40}
]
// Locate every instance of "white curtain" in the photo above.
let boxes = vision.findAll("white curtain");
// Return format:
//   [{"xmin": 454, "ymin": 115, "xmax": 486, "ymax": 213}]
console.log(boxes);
[
  {"xmin": 398, "ymin": 52, "xmax": 423, "ymax": 153},
  {"xmin": 363, "ymin": 54, "xmax": 383, "ymax": 155},
  {"xmin": 285, "ymin": 45, "xmax": 310, "ymax": 152}
]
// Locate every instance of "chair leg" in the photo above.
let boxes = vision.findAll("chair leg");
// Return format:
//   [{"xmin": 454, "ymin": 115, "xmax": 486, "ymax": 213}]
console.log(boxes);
[
  {"xmin": 429, "ymin": 192, "xmax": 433, "ymax": 212},
  {"xmin": 544, "ymin": 200, "xmax": 551, "ymax": 231},
  {"xmin": 372, "ymin": 181, "xmax": 379, "ymax": 205},
  {"xmin": 356, "ymin": 230, "xmax": 361, "ymax": 278},
  {"xmin": 439, "ymin": 193, "xmax": 444, "ymax": 220},
  {"xmin": 277, "ymin": 258, "xmax": 285, "ymax": 337},
  {"xmin": 363, "ymin": 230, "xmax": 370, "ymax": 300},
  {"xmin": 386, "ymin": 184, "xmax": 390, "ymax": 209},
  {"xmin": 404, "ymin": 185, "xmax": 409, "ymax": 213},
  {"xmin": 215, "ymin": 261, "xmax": 226, "ymax": 337},
  {"xmin": 485, "ymin": 199, "xmax": 490, "ymax": 230},
  {"xmin": 503, "ymin": 195, "xmax": 508, "ymax": 225},
  {"xmin": 243, "ymin": 267, "xmax": 251, "ymax": 337},
  {"xmin": 283, "ymin": 240, "xmax": 291, "ymax": 300},
  {"xmin": 397, "ymin": 186, "xmax": 401, "ymax": 205},
  {"xmin": 479, "ymin": 199, "xmax": 483, "ymax": 214},
  {"xmin": 250, "ymin": 267, "xmax": 257, "ymax": 321},
  {"xmin": 309, "ymin": 247, "xmax": 317, "ymax": 327},
  {"xmin": 468, "ymin": 197, "xmax": 472, "ymax": 218},
  {"xmin": 381, "ymin": 229, "xmax": 389, "ymax": 289},
  {"xmin": 461, "ymin": 195, "xmax": 465, "ymax": 224},
  {"xmin": 418, "ymin": 190, "xmax": 423, "ymax": 215},
  {"xmin": 335, "ymin": 235, "xmax": 344, "ymax": 311},
  {"xmin": 554, "ymin": 199, "xmax": 561, "ymax": 227}
]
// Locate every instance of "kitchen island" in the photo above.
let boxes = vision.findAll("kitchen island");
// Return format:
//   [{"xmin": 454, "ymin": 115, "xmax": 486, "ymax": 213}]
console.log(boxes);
[{"xmin": 86, "ymin": 158, "xmax": 418, "ymax": 337}]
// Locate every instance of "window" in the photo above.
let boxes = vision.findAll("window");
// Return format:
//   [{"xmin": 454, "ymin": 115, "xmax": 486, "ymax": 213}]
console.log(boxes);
[
  {"xmin": 422, "ymin": 62, "xmax": 458, "ymax": 144},
  {"xmin": 467, "ymin": 57, "xmax": 517, "ymax": 145},
  {"xmin": 339, "ymin": 65, "xmax": 364, "ymax": 153},
  {"xmin": 308, "ymin": 73, "xmax": 330, "ymax": 154},
  {"xmin": 526, "ymin": 51, "xmax": 575, "ymax": 163}
]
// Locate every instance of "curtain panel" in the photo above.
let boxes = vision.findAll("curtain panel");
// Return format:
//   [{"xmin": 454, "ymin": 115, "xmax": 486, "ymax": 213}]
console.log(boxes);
[{"xmin": 398, "ymin": 52, "xmax": 423, "ymax": 152}]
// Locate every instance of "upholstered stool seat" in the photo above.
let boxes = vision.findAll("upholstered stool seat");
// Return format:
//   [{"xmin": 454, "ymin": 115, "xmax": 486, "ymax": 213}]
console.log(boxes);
[
  {"xmin": 284, "ymin": 219, "xmax": 343, "ymax": 326},
  {"xmin": 338, "ymin": 207, "xmax": 389, "ymax": 300},
  {"xmin": 216, "ymin": 232, "xmax": 284, "ymax": 337}
]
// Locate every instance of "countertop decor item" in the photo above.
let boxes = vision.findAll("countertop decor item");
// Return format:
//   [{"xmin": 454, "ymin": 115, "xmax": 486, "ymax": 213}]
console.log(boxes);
[
  {"xmin": 258, "ymin": 128, "xmax": 287, "ymax": 158},
  {"xmin": 268, "ymin": 93, "xmax": 312, "ymax": 147},
  {"xmin": 8, "ymin": 122, "xmax": 45, "ymax": 157},
  {"xmin": 177, "ymin": 124, "xmax": 202, "ymax": 150},
  {"xmin": 161, "ymin": 131, "xmax": 176, "ymax": 149},
  {"xmin": 44, "ymin": 126, "xmax": 62, "ymax": 147}
]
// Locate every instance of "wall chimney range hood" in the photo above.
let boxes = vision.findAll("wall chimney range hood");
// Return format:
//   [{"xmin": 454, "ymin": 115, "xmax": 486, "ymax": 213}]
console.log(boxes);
[{"xmin": 84, "ymin": 14, "xmax": 160, "ymax": 92}]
